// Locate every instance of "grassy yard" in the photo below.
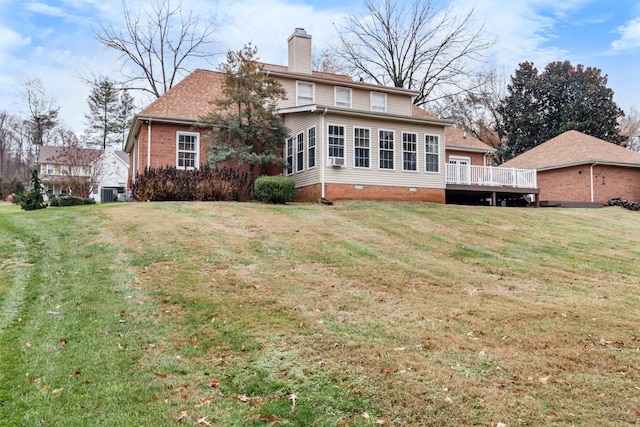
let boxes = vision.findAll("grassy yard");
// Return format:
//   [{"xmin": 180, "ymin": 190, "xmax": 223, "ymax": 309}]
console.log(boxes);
[{"xmin": 0, "ymin": 200, "xmax": 639, "ymax": 426}]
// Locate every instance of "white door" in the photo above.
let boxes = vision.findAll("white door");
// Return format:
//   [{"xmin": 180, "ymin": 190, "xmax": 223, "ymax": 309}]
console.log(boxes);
[{"xmin": 449, "ymin": 156, "xmax": 471, "ymax": 184}]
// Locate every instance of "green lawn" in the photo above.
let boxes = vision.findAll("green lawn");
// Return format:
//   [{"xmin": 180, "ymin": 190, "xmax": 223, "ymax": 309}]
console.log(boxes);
[{"xmin": 0, "ymin": 201, "xmax": 639, "ymax": 426}]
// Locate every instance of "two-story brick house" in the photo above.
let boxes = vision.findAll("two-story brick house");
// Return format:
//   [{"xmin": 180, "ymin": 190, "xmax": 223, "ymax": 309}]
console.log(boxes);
[{"xmin": 125, "ymin": 28, "xmax": 532, "ymax": 204}]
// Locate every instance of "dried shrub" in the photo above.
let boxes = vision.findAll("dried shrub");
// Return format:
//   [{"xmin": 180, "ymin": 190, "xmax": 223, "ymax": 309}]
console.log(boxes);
[{"xmin": 131, "ymin": 165, "xmax": 249, "ymax": 202}]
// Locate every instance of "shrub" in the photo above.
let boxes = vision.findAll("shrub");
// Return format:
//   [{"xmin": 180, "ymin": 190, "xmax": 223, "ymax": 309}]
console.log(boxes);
[
  {"xmin": 254, "ymin": 175, "xmax": 295, "ymax": 204},
  {"xmin": 131, "ymin": 165, "xmax": 249, "ymax": 201},
  {"xmin": 0, "ymin": 177, "xmax": 25, "ymax": 201},
  {"xmin": 49, "ymin": 196, "xmax": 96, "ymax": 207}
]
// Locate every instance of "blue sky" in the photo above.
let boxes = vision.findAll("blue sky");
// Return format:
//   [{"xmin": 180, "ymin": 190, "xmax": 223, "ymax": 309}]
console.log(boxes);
[{"xmin": 1, "ymin": 0, "xmax": 639, "ymax": 134}]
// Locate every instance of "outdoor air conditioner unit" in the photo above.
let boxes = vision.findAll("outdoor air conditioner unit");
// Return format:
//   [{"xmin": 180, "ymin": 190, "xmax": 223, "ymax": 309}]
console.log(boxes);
[{"xmin": 329, "ymin": 157, "xmax": 345, "ymax": 167}]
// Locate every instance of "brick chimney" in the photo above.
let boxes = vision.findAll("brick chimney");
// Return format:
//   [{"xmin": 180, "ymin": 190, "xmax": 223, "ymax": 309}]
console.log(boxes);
[{"xmin": 288, "ymin": 28, "xmax": 312, "ymax": 74}]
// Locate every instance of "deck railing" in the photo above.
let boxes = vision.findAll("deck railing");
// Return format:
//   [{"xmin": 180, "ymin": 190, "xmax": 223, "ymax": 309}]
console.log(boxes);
[{"xmin": 446, "ymin": 164, "xmax": 537, "ymax": 189}]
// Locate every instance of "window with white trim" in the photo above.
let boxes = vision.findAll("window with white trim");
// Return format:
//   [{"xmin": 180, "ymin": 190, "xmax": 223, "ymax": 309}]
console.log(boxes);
[
  {"xmin": 61, "ymin": 165, "xmax": 69, "ymax": 175},
  {"xmin": 328, "ymin": 125, "xmax": 345, "ymax": 161},
  {"xmin": 308, "ymin": 127, "xmax": 316, "ymax": 168},
  {"xmin": 425, "ymin": 134, "xmax": 440, "ymax": 172},
  {"xmin": 46, "ymin": 163, "xmax": 54, "ymax": 174},
  {"xmin": 379, "ymin": 130, "xmax": 394, "ymax": 170},
  {"xmin": 335, "ymin": 87, "xmax": 352, "ymax": 108},
  {"xmin": 371, "ymin": 92, "xmax": 387, "ymax": 112},
  {"xmin": 354, "ymin": 127, "xmax": 370, "ymax": 168},
  {"xmin": 286, "ymin": 137, "xmax": 293, "ymax": 175},
  {"xmin": 402, "ymin": 132, "xmax": 417, "ymax": 171},
  {"xmin": 297, "ymin": 81, "xmax": 314, "ymax": 105},
  {"xmin": 296, "ymin": 132, "xmax": 304, "ymax": 172},
  {"xmin": 176, "ymin": 132, "xmax": 199, "ymax": 169}
]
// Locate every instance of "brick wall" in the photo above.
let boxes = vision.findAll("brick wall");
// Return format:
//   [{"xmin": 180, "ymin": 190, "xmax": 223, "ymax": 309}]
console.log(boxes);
[
  {"xmin": 132, "ymin": 122, "xmax": 208, "ymax": 176},
  {"xmin": 295, "ymin": 183, "xmax": 445, "ymax": 203},
  {"xmin": 538, "ymin": 164, "xmax": 640, "ymax": 203}
]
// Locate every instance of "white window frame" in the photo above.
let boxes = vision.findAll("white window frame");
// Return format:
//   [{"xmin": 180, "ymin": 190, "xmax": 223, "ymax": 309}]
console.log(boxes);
[
  {"xmin": 61, "ymin": 165, "xmax": 69, "ymax": 175},
  {"xmin": 296, "ymin": 132, "xmax": 305, "ymax": 172},
  {"xmin": 371, "ymin": 92, "xmax": 387, "ymax": 112},
  {"xmin": 402, "ymin": 132, "xmax": 418, "ymax": 172},
  {"xmin": 46, "ymin": 163, "xmax": 54, "ymax": 174},
  {"xmin": 425, "ymin": 134, "xmax": 440, "ymax": 173},
  {"xmin": 378, "ymin": 129, "xmax": 395, "ymax": 170},
  {"xmin": 296, "ymin": 81, "xmax": 315, "ymax": 106},
  {"xmin": 286, "ymin": 137, "xmax": 294, "ymax": 175},
  {"xmin": 335, "ymin": 86, "xmax": 352, "ymax": 108},
  {"xmin": 176, "ymin": 131, "xmax": 200, "ymax": 170},
  {"xmin": 307, "ymin": 126, "xmax": 316, "ymax": 169},
  {"xmin": 327, "ymin": 124, "xmax": 345, "ymax": 163},
  {"xmin": 353, "ymin": 127, "xmax": 371, "ymax": 169}
]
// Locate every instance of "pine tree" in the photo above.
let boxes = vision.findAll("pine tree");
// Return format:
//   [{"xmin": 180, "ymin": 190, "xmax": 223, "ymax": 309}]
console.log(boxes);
[
  {"xmin": 115, "ymin": 89, "xmax": 135, "ymax": 149},
  {"xmin": 85, "ymin": 77, "xmax": 120, "ymax": 150},
  {"xmin": 199, "ymin": 44, "xmax": 289, "ymax": 198}
]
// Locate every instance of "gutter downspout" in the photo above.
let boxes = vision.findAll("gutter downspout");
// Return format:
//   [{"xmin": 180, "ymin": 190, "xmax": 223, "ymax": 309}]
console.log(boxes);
[
  {"xmin": 321, "ymin": 107, "xmax": 328, "ymax": 199},
  {"xmin": 590, "ymin": 162, "xmax": 598, "ymax": 203},
  {"xmin": 147, "ymin": 119, "xmax": 152, "ymax": 171}
]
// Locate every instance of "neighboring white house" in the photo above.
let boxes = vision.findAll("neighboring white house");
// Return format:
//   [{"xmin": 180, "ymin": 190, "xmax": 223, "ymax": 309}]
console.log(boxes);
[{"xmin": 38, "ymin": 146, "xmax": 130, "ymax": 203}]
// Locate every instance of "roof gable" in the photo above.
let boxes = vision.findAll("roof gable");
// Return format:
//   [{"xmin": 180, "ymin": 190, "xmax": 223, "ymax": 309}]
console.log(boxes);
[
  {"xmin": 38, "ymin": 146, "xmax": 102, "ymax": 165},
  {"xmin": 140, "ymin": 69, "xmax": 225, "ymax": 120},
  {"xmin": 502, "ymin": 130, "xmax": 640, "ymax": 169}
]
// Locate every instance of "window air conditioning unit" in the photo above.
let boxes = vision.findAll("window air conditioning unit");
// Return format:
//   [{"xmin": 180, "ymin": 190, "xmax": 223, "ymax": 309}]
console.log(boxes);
[{"xmin": 329, "ymin": 157, "xmax": 345, "ymax": 167}]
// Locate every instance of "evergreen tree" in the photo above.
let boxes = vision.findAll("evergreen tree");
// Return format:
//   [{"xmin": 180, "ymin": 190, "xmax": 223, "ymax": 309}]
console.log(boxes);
[
  {"xmin": 199, "ymin": 44, "xmax": 289, "ymax": 198},
  {"xmin": 115, "ymin": 89, "xmax": 135, "ymax": 149},
  {"xmin": 19, "ymin": 169, "xmax": 46, "ymax": 210},
  {"xmin": 497, "ymin": 61, "xmax": 626, "ymax": 162},
  {"xmin": 85, "ymin": 77, "xmax": 120, "ymax": 149}
]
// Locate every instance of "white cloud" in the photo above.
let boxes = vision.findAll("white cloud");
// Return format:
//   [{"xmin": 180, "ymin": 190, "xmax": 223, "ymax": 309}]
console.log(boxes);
[
  {"xmin": 24, "ymin": 2, "xmax": 68, "ymax": 18},
  {"xmin": 0, "ymin": 26, "xmax": 31, "ymax": 50},
  {"xmin": 450, "ymin": 0, "xmax": 575, "ymax": 72},
  {"xmin": 209, "ymin": 0, "xmax": 347, "ymax": 65},
  {"xmin": 611, "ymin": 16, "xmax": 640, "ymax": 53}
]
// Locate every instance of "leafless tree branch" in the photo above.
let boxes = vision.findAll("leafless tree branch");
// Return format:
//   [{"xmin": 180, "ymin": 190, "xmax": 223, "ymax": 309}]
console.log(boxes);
[
  {"xmin": 333, "ymin": 0, "xmax": 494, "ymax": 106},
  {"xmin": 94, "ymin": 0, "xmax": 219, "ymax": 98}
]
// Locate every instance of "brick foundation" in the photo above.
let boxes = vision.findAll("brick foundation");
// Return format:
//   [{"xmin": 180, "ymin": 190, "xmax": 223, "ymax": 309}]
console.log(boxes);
[{"xmin": 295, "ymin": 183, "xmax": 445, "ymax": 203}]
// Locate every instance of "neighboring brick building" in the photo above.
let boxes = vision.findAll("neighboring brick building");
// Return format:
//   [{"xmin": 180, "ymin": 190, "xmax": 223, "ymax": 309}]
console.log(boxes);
[{"xmin": 502, "ymin": 130, "xmax": 640, "ymax": 206}]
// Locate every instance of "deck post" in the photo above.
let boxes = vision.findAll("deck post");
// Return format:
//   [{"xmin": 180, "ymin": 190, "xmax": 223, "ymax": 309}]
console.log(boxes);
[{"xmin": 492, "ymin": 192, "xmax": 497, "ymax": 206}]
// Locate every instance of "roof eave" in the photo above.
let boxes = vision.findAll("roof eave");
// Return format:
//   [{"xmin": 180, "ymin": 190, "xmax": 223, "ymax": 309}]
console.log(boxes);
[
  {"xmin": 446, "ymin": 146, "xmax": 496, "ymax": 154},
  {"xmin": 528, "ymin": 159, "xmax": 640, "ymax": 171},
  {"xmin": 124, "ymin": 114, "xmax": 200, "ymax": 153},
  {"xmin": 278, "ymin": 104, "xmax": 453, "ymax": 127},
  {"xmin": 266, "ymin": 69, "xmax": 420, "ymax": 97}
]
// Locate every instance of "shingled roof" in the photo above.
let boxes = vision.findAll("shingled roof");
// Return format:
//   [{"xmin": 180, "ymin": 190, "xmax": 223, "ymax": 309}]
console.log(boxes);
[
  {"xmin": 140, "ymin": 69, "xmax": 225, "ymax": 120},
  {"xmin": 501, "ymin": 130, "xmax": 640, "ymax": 170},
  {"xmin": 38, "ymin": 145, "xmax": 102, "ymax": 165}
]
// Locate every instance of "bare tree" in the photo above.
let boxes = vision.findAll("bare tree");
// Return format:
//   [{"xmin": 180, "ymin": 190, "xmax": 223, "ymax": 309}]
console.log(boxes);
[
  {"xmin": 619, "ymin": 107, "xmax": 640, "ymax": 151},
  {"xmin": 436, "ymin": 70, "xmax": 506, "ymax": 148},
  {"xmin": 333, "ymin": 0, "xmax": 493, "ymax": 106},
  {"xmin": 95, "ymin": 0, "xmax": 218, "ymax": 98},
  {"xmin": 41, "ymin": 137, "xmax": 104, "ymax": 198},
  {"xmin": 312, "ymin": 48, "xmax": 348, "ymax": 75},
  {"xmin": 20, "ymin": 78, "xmax": 59, "ymax": 147}
]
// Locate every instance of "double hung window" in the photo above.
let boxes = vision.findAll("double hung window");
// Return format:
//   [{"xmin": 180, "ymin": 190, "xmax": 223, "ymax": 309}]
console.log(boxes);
[{"xmin": 379, "ymin": 130, "xmax": 394, "ymax": 170}]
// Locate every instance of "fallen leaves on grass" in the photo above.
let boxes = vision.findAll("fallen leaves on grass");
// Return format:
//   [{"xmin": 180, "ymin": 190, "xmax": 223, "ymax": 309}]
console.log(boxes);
[
  {"xmin": 197, "ymin": 416, "xmax": 212, "ymax": 426},
  {"xmin": 69, "ymin": 370, "xmax": 81, "ymax": 378},
  {"xmin": 286, "ymin": 392, "xmax": 297, "ymax": 412},
  {"xmin": 175, "ymin": 411, "xmax": 188, "ymax": 422}
]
